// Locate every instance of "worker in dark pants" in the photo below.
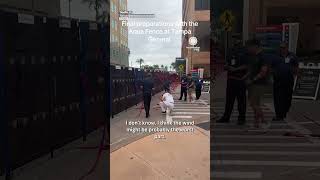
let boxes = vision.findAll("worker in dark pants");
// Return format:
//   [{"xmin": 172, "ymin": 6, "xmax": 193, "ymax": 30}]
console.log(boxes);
[
  {"xmin": 272, "ymin": 42, "xmax": 299, "ymax": 121},
  {"xmin": 179, "ymin": 74, "xmax": 188, "ymax": 101},
  {"xmin": 140, "ymin": 73, "xmax": 155, "ymax": 118},
  {"xmin": 195, "ymin": 78, "xmax": 203, "ymax": 100},
  {"xmin": 218, "ymin": 42, "xmax": 249, "ymax": 125}
]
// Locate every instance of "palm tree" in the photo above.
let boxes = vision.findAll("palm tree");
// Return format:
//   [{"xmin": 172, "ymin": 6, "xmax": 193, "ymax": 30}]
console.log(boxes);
[
  {"xmin": 165, "ymin": 66, "xmax": 168, "ymax": 71},
  {"xmin": 136, "ymin": 58, "xmax": 144, "ymax": 68},
  {"xmin": 161, "ymin": 65, "xmax": 164, "ymax": 69},
  {"xmin": 171, "ymin": 62, "xmax": 176, "ymax": 70},
  {"xmin": 153, "ymin": 64, "xmax": 159, "ymax": 69},
  {"xmin": 82, "ymin": 0, "xmax": 109, "ymax": 23}
]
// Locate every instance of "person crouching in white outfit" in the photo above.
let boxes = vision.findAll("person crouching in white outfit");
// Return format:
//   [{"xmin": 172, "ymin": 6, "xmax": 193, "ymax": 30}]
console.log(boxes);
[{"xmin": 160, "ymin": 92, "xmax": 174, "ymax": 114}]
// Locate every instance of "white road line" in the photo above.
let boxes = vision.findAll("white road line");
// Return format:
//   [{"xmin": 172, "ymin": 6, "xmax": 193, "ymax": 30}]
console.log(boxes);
[
  {"xmin": 172, "ymin": 112, "xmax": 210, "ymax": 115},
  {"xmin": 296, "ymin": 121, "xmax": 315, "ymax": 125},
  {"xmin": 171, "ymin": 116, "xmax": 193, "ymax": 119},
  {"xmin": 212, "ymin": 151, "xmax": 320, "ymax": 156},
  {"xmin": 212, "ymin": 160, "xmax": 320, "ymax": 167},
  {"xmin": 212, "ymin": 171, "xmax": 262, "ymax": 179},
  {"xmin": 213, "ymin": 129, "xmax": 295, "ymax": 132},
  {"xmin": 213, "ymin": 135, "xmax": 305, "ymax": 139},
  {"xmin": 214, "ymin": 123, "xmax": 288, "ymax": 126},
  {"xmin": 173, "ymin": 107, "xmax": 210, "ymax": 109},
  {"xmin": 212, "ymin": 143, "xmax": 320, "ymax": 147},
  {"xmin": 173, "ymin": 109, "xmax": 209, "ymax": 112}
]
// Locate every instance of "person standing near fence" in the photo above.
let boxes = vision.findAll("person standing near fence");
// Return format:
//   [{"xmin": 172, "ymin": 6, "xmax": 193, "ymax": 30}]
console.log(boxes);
[
  {"xmin": 272, "ymin": 42, "xmax": 299, "ymax": 121},
  {"xmin": 195, "ymin": 78, "xmax": 204, "ymax": 100},
  {"xmin": 141, "ymin": 73, "xmax": 155, "ymax": 118},
  {"xmin": 187, "ymin": 74, "xmax": 195, "ymax": 102},
  {"xmin": 179, "ymin": 74, "xmax": 188, "ymax": 101},
  {"xmin": 245, "ymin": 39, "xmax": 272, "ymax": 129}
]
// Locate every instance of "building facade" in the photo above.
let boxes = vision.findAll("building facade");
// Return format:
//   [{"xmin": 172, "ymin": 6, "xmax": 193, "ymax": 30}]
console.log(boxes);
[
  {"xmin": 110, "ymin": 0, "xmax": 129, "ymax": 66},
  {"xmin": 244, "ymin": 0, "xmax": 320, "ymax": 54},
  {"xmin": 182, "ymin": 0, "xmax": 210, "ymax": 78}
]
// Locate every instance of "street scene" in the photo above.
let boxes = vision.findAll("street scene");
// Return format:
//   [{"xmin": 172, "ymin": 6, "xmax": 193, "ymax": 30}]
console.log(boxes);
[
  {"xmin": 110, "ymin": 0, "xmax": 211, "ymax": 179},
  {"xmin": 211, "ymin": 0, "xmax": 320, "ymax": 179}
]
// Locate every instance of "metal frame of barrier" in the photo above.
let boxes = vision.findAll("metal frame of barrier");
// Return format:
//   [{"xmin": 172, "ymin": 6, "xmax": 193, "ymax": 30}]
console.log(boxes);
[{"xmin": 1, "ymin": 11, "xmax": 108, "ymax": 178}]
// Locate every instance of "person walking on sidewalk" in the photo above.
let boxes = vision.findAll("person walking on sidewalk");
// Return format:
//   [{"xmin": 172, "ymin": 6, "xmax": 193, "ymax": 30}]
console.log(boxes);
[
  {"xmin": 272, "ymin": 42, "xmax": 299, "ymax": 121},
  {"xmin": 160, "ymin": 91, "xmax": 175, "ymax": 114},
  {"xmin": 218, "ymin": 42, "xmax": 249, "ymax": 125},
  {"xmin": 195, "ymin": 78, "xmax": 204, "ymax": 100},
  {"xmin": 179, "ymin": 74, "xmax": 188, "ymax": 101},
  {"xmin": 141, "ymin": 73, "xmax": 155, "ymax": 118},
  {"xmin": 245, "ymin": 39, "xmax": 272, "ymax": 129},
  {"xmin": 187, "ymin": 74, "xmax": 195, "ymax": 102}
]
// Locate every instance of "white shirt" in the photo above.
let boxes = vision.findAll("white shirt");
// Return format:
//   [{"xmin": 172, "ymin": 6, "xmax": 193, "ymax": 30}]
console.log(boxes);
[{"xmin": 163, "ymin": 93, "xmax": 174, "ymax": 103}]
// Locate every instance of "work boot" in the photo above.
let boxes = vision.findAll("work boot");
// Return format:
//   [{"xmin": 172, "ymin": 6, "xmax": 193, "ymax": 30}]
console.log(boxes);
[
  {"xmin": 217, "ymin": 117, "xmax": 230, "ymax": 123},
  {"xmin": 238, "ymin": 116, "xmax": 246, "ymax": 125},
  {"xmin": 272, "ymin": 116, "xmax": 284, "ymax": 121}
]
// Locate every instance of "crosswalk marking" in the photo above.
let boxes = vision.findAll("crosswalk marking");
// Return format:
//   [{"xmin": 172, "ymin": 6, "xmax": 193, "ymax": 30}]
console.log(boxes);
[
  {"xmin": 172, "ymin": 112, "xmax": 210, "ymax": 115},
  {"xmin": 212, "ymin": 160, "xmax": 320, "ymax": 167},
  {"xmin": 214, "ymin": 135, "xmax": 306, "ymax": 139},
  {"xmin": 212, "ymin": 100, "xmax": 320, "ymax": 179},
  {"xmin": 212, "ymin": 171, "xmax": 262, "ymax": 179},
  {"xmin": 213, "ymin": 143, "xmax": 320, "ymax": 147},
  {"xmin": 212, "ymin": 151, "xmax": 320, "ymax": 156},
  {"xmin": 213, "ymin": 128, "xmax": 296, "ymax": 132},
  {"xmin": 171, "ymin": 116, "xmax": 192, "ymax": 119}
]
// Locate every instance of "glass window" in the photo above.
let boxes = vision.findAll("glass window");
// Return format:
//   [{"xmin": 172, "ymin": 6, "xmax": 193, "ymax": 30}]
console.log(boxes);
[
  {"xmin": 195, "ymin": 0, "xmax": 210, "ymax": 10},
  {"xmin": 111, "ymin": 1, "xmax": 113, "ymax": 12},
  {"xmin": 115, "ymin": 21, "xmax": 117, "ymax": 30}
]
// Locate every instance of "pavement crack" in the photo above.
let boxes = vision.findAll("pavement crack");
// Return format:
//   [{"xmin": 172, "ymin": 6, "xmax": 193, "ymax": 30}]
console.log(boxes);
[{"xmin": 123, "ymin": 146, "xmax": 172, "ymax": 180}]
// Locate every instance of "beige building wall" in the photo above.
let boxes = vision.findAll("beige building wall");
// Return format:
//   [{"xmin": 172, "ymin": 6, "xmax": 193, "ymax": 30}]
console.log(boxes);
[{"xmin": 182, "ymin": 0, "xmax": 210, "ymax": 77}]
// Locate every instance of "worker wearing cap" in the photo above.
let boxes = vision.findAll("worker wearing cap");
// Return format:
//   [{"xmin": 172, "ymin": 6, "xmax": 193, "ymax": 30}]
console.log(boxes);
[{"xmin": 272, "ymin": 42, "xmax": 299, "ymax": 121}]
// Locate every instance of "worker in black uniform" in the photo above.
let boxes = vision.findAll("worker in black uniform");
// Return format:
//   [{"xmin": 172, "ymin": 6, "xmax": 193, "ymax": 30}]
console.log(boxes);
[
  {"xmin": 140, "ymin": 73, "xmax": 155, "ymax": 118},
  {"xmin": 163, "ymin": 79, "xmax": 171, "ymax": 92},
  {"xmin": 272, "ymin": 42, "xmax": 299, "ymax": 121},
  {"xmin": 178, "ymin": 74, "xmax": 188, "ymax": 101},
  {"xmin": 218, "ymin": 42, "xmax": 249, "ymax": 125}
]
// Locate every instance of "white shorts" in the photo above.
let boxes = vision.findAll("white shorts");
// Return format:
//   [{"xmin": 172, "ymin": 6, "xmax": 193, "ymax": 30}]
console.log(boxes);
[{"xmin": 160, "ymin": 101, "xmax": 174, "ymax": 112}]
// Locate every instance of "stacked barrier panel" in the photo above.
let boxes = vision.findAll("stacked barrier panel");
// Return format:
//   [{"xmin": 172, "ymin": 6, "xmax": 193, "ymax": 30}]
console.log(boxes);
[
  {"xmin": 86, "ymin": 22, "xmax": 105, "ymax": 131},
  {"xmin": 2, "ymin": 12, "xmax": 51, "ymax": 170}
]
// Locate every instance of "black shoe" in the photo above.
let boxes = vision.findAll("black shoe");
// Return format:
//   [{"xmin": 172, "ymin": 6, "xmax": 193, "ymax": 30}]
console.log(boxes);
[
  {"xmin": 217, "ymin": 118, "xmax": 230, "ymax": 123},
  {"xmin": 272, "ymin": 117, "xmax": 284, "ymax": 121},
  {"xmin": 184, "ymin": 99, "xmax": 187, "ymax": 101},
  {"xmin": 146, "ymin": 114, "xmax": 150, "ymax": 118},
  {"xmin": 162, "ymin": 111, "xmax": 166, "ymax": 114},
  {"xmin": 178, "ymin": 98, "xmax": 182, "ymax": 100},
  {"xmin": 237, "ymin": 120, "xmax": 246, "ymax": 125}
]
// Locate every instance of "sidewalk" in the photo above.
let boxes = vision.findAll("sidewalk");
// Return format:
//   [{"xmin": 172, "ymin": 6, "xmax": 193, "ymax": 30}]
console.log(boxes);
[
  {"xmin": 110, "ymin": 86, "xmax": 210, "ymax": 180},
  {"xmin": 0, "ymin": 128, "xmax": 108, "ymax": 180},
  {"xmin": 110, "ymin": 126, "xmax": 210, "ymax": 180}
]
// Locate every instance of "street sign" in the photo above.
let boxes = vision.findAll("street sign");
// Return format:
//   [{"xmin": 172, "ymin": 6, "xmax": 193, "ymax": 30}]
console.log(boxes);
[
  {"xmin": 293, "ymin": 66, "xmax": 320, "ymax": 100},
  {"xmin": 219, "ymin": 10, "xmax": 235, "ymax": 32},
  {"xmin": 202, "ymin": 82, "xmax": 210, "ymax": 93},
  {"xmin": 175, "ymin": 58, "xmax": 186, "ymax": 74}
]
